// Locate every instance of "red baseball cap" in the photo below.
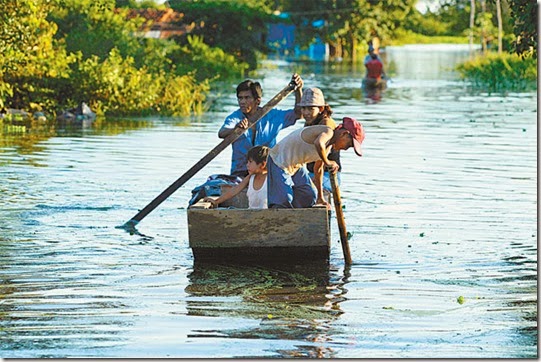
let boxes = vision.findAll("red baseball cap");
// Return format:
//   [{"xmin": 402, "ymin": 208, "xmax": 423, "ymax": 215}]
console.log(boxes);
[{"xmin": 337, "ymin": 117, "xmax": 365, "ymax": 157}]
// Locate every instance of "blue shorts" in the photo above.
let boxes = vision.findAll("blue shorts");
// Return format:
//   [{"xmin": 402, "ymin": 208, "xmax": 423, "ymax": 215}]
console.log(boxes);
[{"xmin": 267, "ymin": 156, "xmax": 316, "ymax": 208}]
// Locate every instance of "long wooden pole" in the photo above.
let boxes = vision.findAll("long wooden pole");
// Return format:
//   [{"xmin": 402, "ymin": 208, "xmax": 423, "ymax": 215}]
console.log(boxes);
[
  {"xmin": 330, "ymin": 170, "xmax": 352, "ymax": 265},
  {"xmin": 122, "ymin": 82, "xmax": 297, "ymax": 230}
]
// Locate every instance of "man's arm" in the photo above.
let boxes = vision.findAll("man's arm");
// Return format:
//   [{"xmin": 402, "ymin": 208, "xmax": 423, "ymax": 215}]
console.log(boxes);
[
  {"xmin": 291, "ymin": 73, "xmax": 303, "ymax": 119},
  {"xmin": 218, "ymin": 117, "xmax": 249, "ymax": 139}
]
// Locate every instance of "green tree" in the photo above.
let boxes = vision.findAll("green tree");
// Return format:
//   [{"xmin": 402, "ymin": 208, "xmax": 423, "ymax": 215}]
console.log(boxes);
[
  {"xmin": 168, "ymin": 0, "xmax": 273, "ymax": 69},
  {"xmin": 0, "ymin": 0, "xmax": 249, "ymax": 115},
  {"xmin": 0, "ymin": 0, "xmax": 75, "ymax": 110},
  {"xmin": 507, "ymin": 0, "xmax": 537, "ymax": 57},
  {"xmin": 50, "ymin": 0, "xmax": 144, "ymax": 61},
  {"xmin": 285, "ymin": 0, "xmax": 416, "ymax": 62},
  {"xmin": 171, "ymin": 35, "xmax": 248, "ymax": 82}
]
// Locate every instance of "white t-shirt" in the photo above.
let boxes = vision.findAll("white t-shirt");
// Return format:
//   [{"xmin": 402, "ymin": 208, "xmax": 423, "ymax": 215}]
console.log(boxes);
[
  {"xmin": 246, "ymin": 174, "xmax": 268, "ymax": 209},
  {"xmin": 269, "ymin": 126, "xmax": 331, "ymax": 175}
]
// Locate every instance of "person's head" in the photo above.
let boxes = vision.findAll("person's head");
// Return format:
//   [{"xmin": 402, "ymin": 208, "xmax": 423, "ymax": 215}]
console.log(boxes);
[
  {"xmin": 368, "ymin": 44, "xmax": 375, "ymax": 54},
  {"xmin": 246, "ymin": 145, "xmax": 269, "ymax": 174},
  {"xmin": 300, "ymin": 88, "xmax": 329, "ymax": 124},
  {"xmin": 333, "ymin": 117, "xmax": 365, "ymax": 156},
  {"xmin": 236, "ymin": 80, "xmax": 262, "ymax": 115}
]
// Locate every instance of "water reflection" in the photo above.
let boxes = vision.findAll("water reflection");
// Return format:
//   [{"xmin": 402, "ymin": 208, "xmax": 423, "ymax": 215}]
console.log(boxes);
[
  {"xmin": 384, "ymin": 44, "xmax": 476, "ymax": 80},
  {"xmin": 0, "ymin": 117, "xmax": 157, "ymax": 164},
  {"xmin": 0, "ymin": 45, "xmax": 536, "ymax": 358},
  {"xmin": 185, "ymin": 261, "xmax": 348, "ymax": 358},
  {"xmin": 361, "ymin": 79, "xmax": 386, "ymax": 104}
]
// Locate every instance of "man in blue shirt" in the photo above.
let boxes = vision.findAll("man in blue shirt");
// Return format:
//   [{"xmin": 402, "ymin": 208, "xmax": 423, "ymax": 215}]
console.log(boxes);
[{"xmin": 218, "ymin": 74, "xmax": 304, "ymax": 177}]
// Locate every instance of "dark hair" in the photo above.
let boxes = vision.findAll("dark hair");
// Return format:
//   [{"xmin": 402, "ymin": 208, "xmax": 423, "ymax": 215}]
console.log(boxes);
[
  {"xmin": 247, "ymin": 145, "xmax": 269, "ymax": 164},
  {"xmin": 321, "ymin": 104, "xmax": 333, "ymax": 117},
  {"xmin": 236, "ymin": 80, "xmax": 262, "ymax": 99},
  {"xmin": 314, "ymin": 105, "xmax": 333, "ymax": 122},
  {"xmin": 303, "ymin": 105, "xmax": 334, "ymax": 127}
]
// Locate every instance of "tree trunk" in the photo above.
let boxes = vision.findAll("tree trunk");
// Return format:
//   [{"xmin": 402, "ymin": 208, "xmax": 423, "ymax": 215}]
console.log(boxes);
[
  {"xmin": 496, "ymin": 0, "xmax": 503, "ymax": 54},
  {"xmin": 330, "ymin": 40, "xmax": 343, "ymax": 60},
  {"xmin": 351, "ymin": 33, "xmax": 357, "ymax": 63},
  {"xmin": 480, "ymin": 0, "xmax": 487, "ymax": 55},
  {"xmin": 469, "ymin": 0, "xmax": 476, "ymax": 57}
]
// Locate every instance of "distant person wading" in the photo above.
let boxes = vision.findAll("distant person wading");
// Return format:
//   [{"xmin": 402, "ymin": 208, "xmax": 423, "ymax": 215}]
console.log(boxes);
[{"xmin": 363, "ymin": 44, "xmax": 385, "ymax": 88}]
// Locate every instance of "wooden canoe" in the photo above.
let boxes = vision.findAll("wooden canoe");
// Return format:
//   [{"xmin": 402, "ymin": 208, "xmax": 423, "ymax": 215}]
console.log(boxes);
[{"xmin": 187, "ymin": 188, "xmax": 331, "ymax": 263}]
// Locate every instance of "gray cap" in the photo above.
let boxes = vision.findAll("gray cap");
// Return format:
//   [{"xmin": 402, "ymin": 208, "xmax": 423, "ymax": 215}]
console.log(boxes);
[{"xmin": 299, "ymin": 88, "xmax": 326, "ymax": 107}]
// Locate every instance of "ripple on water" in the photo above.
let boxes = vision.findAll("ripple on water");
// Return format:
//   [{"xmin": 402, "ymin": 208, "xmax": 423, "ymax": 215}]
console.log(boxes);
[{"xmin": 0, "ymin": 56, "xmax": 537, "ymax": 358}]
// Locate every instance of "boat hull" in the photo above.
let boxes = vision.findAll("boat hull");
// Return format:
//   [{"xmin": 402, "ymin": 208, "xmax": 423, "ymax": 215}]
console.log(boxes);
[{"xmin": 187, "ymin": 206, "xmax": 331, "ymax": 263}]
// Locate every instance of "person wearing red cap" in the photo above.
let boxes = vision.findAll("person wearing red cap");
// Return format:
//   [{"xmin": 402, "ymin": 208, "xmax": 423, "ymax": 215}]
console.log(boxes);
[{"xmin": 267, "ymin": 117, "xmax": 364, "ymax": 208}]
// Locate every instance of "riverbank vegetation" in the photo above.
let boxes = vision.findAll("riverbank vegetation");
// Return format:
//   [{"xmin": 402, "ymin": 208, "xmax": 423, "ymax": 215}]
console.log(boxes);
[
  {"xmin": 0, "ymin": 0, "xmax": 536, "ymax": 119},
  {"xmin": 0, "ymin": 0, "xmax": 247, "ymax": 117},
  {"xmin": 456, "ymin": 53, "xmax": 536, "ymax": 92}
]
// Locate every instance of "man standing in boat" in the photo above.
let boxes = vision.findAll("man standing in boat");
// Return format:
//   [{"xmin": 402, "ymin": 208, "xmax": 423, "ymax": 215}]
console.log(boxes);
[
  {"xmin": 218, "ymin": 74, "xmax": 304, "ymax": 178},
  {"xmin": 267, "ymin": 117, "xmax": 365, "ymax": 209}
]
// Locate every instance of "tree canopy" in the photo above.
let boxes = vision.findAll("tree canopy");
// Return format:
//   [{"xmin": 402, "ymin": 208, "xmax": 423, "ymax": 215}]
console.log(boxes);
[
  {"xmin": 0, "ymin": 0, "xmax": 536, "ymax": 115},
  {"xmin": 507, "ymin": 0, "xmax": 537, "ymax": 57},
  {"xmin": 0, "ymin": 0, "xmax": 246, "ymax": 115},
  {"xmin": 168, "ymin": 0, "xmax": 273, "ymax": 69}
]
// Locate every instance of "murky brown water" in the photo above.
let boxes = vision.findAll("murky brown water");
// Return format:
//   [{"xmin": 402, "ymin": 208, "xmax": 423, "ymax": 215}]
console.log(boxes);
[{"xmin": 0, "ymin": 45, "xmax": 537, "ymax": 358}]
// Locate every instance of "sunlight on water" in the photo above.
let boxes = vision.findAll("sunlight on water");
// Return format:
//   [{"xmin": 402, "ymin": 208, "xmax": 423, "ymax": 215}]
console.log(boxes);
[{"xmin": 0, "ymin": 45, "xmax": 536, "ymax": 358}]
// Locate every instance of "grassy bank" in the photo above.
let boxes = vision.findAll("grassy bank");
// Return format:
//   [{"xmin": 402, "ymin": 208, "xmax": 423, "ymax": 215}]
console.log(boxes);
[{"xmin": 389, "ymin": 29, "xmax": 468, "ymax": 46}]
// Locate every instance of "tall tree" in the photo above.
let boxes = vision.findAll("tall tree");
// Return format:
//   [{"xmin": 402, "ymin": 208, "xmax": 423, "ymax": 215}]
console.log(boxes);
[
  {"xmin": 469, "ymin": 0, "xmax": 476, "ymax": 56},
  {"xmin": 495, "ymin": 0, "xmax": 503, "ymax": 53},
  {"xmin": 480, "ymin": 0, "xmax": 487, "ymax": 54},
  {"xmin": 507, "ymin": 0, "xmax": 537, "ymax": 57}
]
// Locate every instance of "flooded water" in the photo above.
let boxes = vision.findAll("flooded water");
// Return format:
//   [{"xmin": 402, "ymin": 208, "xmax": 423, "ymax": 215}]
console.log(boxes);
[{"xmin": 0, "ymin": 44, "xmax": 537, "ymax": 358}]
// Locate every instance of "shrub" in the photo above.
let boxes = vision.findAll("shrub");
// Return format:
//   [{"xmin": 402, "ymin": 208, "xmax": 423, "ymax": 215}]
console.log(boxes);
[
  {"xmin": 158, "ymin": 72, "xmax": 210, "ymax": 116},
  {"xmin": 456, "ymin": 52, "xmax": 537, "ymax": 92},
  {"xmin": 74, "ymin": 48, "xmax": 208, "ymax": 116}
]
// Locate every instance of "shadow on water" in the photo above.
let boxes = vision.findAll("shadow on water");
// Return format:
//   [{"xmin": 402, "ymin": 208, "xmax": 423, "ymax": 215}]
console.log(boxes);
[{"xmin": 185, "ymin": 260, "xmax": 349, "ymax": 358}]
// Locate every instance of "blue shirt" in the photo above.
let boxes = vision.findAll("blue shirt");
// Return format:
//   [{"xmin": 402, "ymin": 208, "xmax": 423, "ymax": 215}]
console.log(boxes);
[{"xmin": 220, "ymin": 108, "xmax": 297, "ymax": 175}]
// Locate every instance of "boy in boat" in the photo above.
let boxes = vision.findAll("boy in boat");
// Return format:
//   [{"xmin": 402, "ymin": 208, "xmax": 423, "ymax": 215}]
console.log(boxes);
[
  {"xmin": 203, "ymin": 146, "xmax": 269, "ymax": 209},
  {"xmin": 218, "ymin": 74, "xmax": 304, "ymax": 178},
  {"xmin": 267, "ymin": 117, "xmax": 365, "ymax": 209}
]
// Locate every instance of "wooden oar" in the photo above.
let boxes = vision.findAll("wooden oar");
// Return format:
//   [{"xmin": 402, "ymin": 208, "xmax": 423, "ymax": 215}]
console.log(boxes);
[
  {"xmin": 329, "ymin": 170, "xmax": 352, "ymax": 265},
  {"xmin": 121, "ymin": 82, "xmax": 297, "ymax": 230}
]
